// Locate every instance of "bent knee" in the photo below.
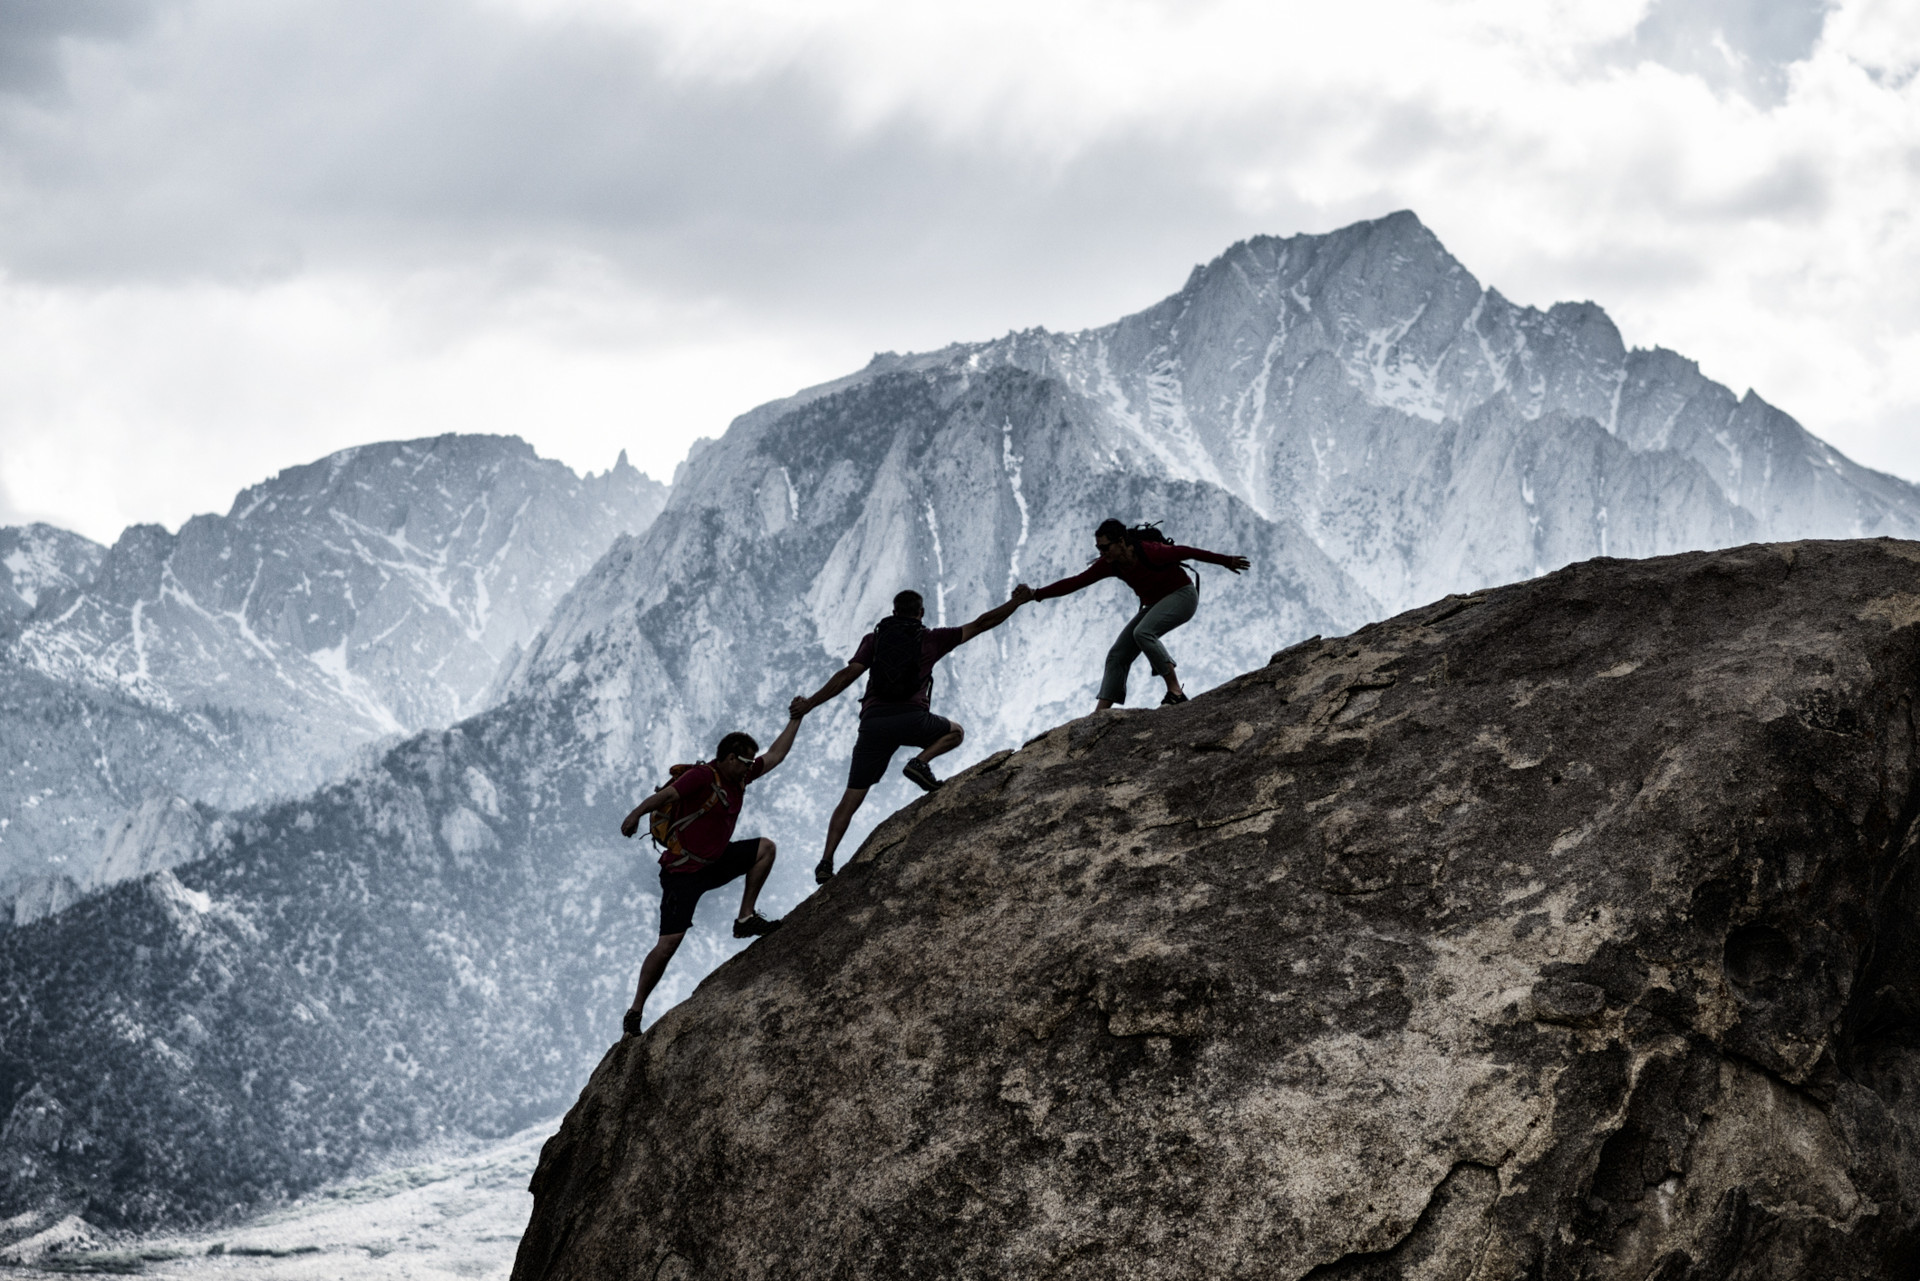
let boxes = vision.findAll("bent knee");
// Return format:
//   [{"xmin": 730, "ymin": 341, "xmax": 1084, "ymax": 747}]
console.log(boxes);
[
  {"xmin": 947, "ymin": 721, "xmax": 965, "ymax": 739},
  {"xmin": 757, "ymin": 837, "xmax": 777, "ymax": 859}
]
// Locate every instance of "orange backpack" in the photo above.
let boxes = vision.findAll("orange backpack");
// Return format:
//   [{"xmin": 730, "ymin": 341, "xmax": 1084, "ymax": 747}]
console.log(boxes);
[{"xmin": 648, "ymin": 763, "xmax": 735, "ymax": 870}]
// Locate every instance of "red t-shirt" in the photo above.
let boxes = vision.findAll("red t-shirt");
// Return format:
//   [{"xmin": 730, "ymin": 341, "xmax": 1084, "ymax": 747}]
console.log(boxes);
[
  {"xmin": 1033, "ymin": 542, "xmax": 1236, "ymax": 608},
  {"xmin": 659, "ymin": 756, "xmax": 768, "ymax": 870},
  {"xmin": 851, "ymin": 625, "xmax": 964, "ymax": 715}
]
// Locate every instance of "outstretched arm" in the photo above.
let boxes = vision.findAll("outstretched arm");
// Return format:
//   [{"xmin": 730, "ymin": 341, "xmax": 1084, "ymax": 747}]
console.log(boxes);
[
  {"xmin": 794, "ymin": 662, "xmax": 867, "ymax": 717},
  {"xmin": 619, "ymin": 783, "xmax": 681, "ymax": 839},
  {"xmin": 959, "ymin": 596, "xmax": 1023, "ymax": 643},
  {"xmin": 1149, "ymin": 543, "xmax": 1251, "ymax": 574},
  {"xmin": 1030, "ymin": 560, "xmax": 1113, "ymax": 602},
  {"xmin": 757, "ymin": 713, "xmax": 805, "ymax": 772}
]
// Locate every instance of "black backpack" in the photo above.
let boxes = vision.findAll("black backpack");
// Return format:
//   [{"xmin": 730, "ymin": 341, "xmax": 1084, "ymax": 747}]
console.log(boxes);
[{"xmin": 867, "ymin": 615, "xmax": 927, "ymax": 703}]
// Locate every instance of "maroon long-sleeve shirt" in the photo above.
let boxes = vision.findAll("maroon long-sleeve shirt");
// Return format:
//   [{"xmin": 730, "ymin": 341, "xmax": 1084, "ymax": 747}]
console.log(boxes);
[{"xmin": 1032, "ymin": 542, "xmax": 1237, "ymax": 608}]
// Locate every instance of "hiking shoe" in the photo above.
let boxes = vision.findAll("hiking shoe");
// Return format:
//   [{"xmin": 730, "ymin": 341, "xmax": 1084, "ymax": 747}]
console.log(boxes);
[
  {"xmin": 733, "ymin": 910, "xmax": 782, "ymax": 939},
  {"xmin": 902, "ymin": 759, "xmax": 943, "ymax": 792},
  {"xmin": 1160, "ymin": 691, "xmax": 1189, "ymax": 706},
  {"xmin": 621, "ymin": 1008, "xmax": 642, "ymax": 1039},
  {"xmin": 814, "ymin": 859, "xmax": 834, "ymax": 885}
]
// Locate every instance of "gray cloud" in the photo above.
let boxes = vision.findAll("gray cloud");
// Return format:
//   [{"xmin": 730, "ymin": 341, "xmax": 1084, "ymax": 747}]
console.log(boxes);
[
  {"xmin": 0, "ymin": 0, "xmax": 1298, "ymax": 342},
  {"xmin": 1628, "ymin": 0, "xmax": 1830, "ymax": 105},
  {"xmin": 0, "ymin": 0, "xmax": 161, "ymax": 94},
  {"xmin": 3, "ymin": 0, "xmax": 1915, "ymax": 546}
]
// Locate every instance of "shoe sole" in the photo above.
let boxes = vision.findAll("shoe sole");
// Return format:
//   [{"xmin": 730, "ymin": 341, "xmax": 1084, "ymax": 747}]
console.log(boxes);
[
  {"xmin": 814, "ymin": 864, "xmax": 833, "ymax": 885},
  {"xmin": 903, "ymin": 765, "xmax": 941, "ymax": 792}
]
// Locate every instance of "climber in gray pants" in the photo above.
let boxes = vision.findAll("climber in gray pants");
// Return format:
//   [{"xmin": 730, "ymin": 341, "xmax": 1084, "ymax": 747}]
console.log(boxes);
[
  {"xmin": 1099, "ymin": 581, "xmax": 1200, "ymax": 704},
  {"xmin": 1019, "ymin": 518, "xmax": 1249, "ymax": 709}
]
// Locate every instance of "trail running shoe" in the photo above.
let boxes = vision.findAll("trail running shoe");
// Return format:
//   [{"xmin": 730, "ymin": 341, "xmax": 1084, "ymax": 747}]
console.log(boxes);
[
  {"xmin": 814, "ymin": 859, "xmax": 834, "ymax": 885},
  {"xmin": 621, "ymin": 1008, "xmax": 642, "ymax": 1039},
  {"xmin": 903, "ymin": 759, "xmax": 942, "ymax": 792},
  {"xmin": 1160, "ymin": 691, "xmax": 1189, "ymax": 706},
  {"xmin": 733, "ymin": 910, "xmax": 782, "ymax": 939}
]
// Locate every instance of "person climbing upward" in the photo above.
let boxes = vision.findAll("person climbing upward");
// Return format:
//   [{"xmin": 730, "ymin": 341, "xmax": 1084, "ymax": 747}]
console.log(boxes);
[
  {"xmin": 614, "ymin": 713, "xmax": 803, "ymax": 1037},
  {"xmin": 1014, "ymin": 518, "xmax": 1248, "ymax": 711},
  {"xmin": 790, "ymin": 587, "xmax": 1027, "ymax": 884}
]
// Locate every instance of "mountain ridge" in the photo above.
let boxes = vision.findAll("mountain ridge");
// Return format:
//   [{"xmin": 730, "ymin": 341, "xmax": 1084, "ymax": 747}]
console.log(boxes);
[{"xmin": 0, "ymin": 434, "xmax": 665, "ymax": 916}]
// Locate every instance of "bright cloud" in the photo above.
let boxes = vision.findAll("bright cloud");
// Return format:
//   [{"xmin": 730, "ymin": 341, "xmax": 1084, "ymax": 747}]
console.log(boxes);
[{"xmin": 1, "ymin": 0, "xmax": 1916, "ymax": 541}]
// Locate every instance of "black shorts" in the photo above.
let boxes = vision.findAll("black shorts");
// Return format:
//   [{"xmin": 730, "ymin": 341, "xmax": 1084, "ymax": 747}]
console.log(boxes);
[
  {"xmin": 658, "ymin": 838, "xmax": 761, "ymax": 936},
  {"xmin": 848, "ymin": 707, "xmax": 954, "ymax": 789}
]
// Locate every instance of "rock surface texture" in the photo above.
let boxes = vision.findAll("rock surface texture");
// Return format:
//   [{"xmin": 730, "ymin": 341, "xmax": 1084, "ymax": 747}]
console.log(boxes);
[{"xmin": 516, "ymin": 539, "xmax": 1920, "ymax": 1280}]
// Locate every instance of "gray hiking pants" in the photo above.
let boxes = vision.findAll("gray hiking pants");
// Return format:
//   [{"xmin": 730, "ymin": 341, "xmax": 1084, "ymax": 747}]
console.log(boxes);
[{"xmin": 1099, "ymin": 581, "xmax": 1199, "ymax": 704}]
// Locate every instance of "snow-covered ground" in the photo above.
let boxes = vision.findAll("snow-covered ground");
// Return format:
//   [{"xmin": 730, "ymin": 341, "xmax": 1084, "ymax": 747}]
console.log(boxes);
[{"xmin": 0, "ymin": 1121, "xmax": 551, "ymax": 1279}]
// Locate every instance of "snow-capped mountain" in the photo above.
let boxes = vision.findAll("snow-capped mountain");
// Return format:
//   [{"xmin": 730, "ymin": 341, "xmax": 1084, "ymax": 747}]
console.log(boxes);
[
  {"xmin": 0, "ymin": 526, "xmax": 103, "ymax": 627},
  {"xmin": 17, "ymin": 435, "xmax": 664, "ymax": 744},
  {"xmin": 880, "ymin": 210, "xmax": 1918, "ymax": 610},
  {"xmin": 0, "ymin": 436, "xmax": 665, "ymax": 913},
  {"xmin": 5, "ymin": 212, "xmax": 1918, "ymax": 1234}
]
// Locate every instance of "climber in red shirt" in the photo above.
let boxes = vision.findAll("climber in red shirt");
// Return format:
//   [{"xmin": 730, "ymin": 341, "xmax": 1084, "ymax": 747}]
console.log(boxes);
[{"xmin": 1015, "ymin": 519, "xmax": 1249, "ymax": 710}]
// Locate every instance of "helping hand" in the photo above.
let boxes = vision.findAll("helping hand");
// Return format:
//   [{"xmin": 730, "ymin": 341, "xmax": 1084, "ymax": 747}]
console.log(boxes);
[
  {"xmin": 789, "ymin": 695, "xmax": 811, "ymax": 719},
  {"xmin": 1011, "ymin": 583, "xmax": 1035, "ymax": 605}
]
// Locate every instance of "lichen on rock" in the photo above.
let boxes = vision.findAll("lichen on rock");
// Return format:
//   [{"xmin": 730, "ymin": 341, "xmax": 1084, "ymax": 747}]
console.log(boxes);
[{"xmin": 515, "ymin": 540, "xmax": 1920, "ymax": 1280}]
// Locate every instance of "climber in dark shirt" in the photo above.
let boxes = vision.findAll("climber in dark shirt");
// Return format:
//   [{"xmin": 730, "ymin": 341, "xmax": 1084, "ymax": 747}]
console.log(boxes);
[
  {"xmin": 790, "ymin": 588, "xmax": 1026, "ymax": 884},
  {"xmin": 1016, "ymin": 519, "xmax": 1249, "ymax": 710}
]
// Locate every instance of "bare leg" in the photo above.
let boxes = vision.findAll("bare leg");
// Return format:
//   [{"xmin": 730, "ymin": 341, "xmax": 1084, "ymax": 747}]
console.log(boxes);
[
  {"xmin": 737, "ymin": 838, "xmax": 776, "ymax": 921},
  {"xmin": 630, "ymin": 930, "xmax": 686, "ymax": 1021},
  {"xmin": 819, "ymin": 787, "xmax": 870, "ymax": 874},
  {"xmin": 911, "ymin": 720, "xmax": 964, "ymax": 765},
  {"xmin": 1161, "ymin": 667, "xmax": 1185, "ymax": 699},
  {"xmin": 1095, "ymin": 698, "xmax": 1115, "ymax": 711}
]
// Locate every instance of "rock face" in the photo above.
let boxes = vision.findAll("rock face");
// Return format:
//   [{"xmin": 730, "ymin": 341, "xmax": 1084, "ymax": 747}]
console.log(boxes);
[{"xmin": 515, "ymin": 539, "xmax": 1920, "ymax": 1280}]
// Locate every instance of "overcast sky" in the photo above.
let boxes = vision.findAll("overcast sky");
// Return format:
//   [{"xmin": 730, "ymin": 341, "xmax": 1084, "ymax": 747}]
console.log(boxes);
[{"xmin": 1, "ymin": 0, "xmax": 1915, "ymax": 543}]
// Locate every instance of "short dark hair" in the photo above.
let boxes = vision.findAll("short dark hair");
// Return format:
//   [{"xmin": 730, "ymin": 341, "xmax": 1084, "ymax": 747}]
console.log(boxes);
[
  {"xmin": 715, "ymin": 731, "xmax": 759, "ymax": 762},
  {"xmin": 892, "ymin": 590, "xmax": 924, "ymax": 617},
  {"xmin": 1095, "ymin": 518, "xmax": 1128, "ymax": 543}
]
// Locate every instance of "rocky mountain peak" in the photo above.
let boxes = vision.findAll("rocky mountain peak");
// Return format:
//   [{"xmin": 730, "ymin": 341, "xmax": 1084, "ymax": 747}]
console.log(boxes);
[
  {"xmin": 19, "ymin": 433, "xmax": 663, "ymax": 736},
  {"xmin": 0, "ymin": 525, "xmax": 102, "ymax": 627},
  {"xmin": 515, "ymin": 539, "xmax": 1920, "ymax": 1280},
  {"xmin": 0, "ymin": 433, "xmax": 667, "ymax": 907}
]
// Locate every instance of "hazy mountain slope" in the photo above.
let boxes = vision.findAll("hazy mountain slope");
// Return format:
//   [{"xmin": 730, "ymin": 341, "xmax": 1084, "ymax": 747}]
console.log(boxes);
[
  {"xmin": 0, "ymin": 708, "xmax": 634, "ymax": 1230},
  {"xmin": 17, "ymin": 436, "xmax": 665, "ymax": 741},
  {"xmin": 0, "ymin": 437, "xmax": 664, "ymax": 913}
]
